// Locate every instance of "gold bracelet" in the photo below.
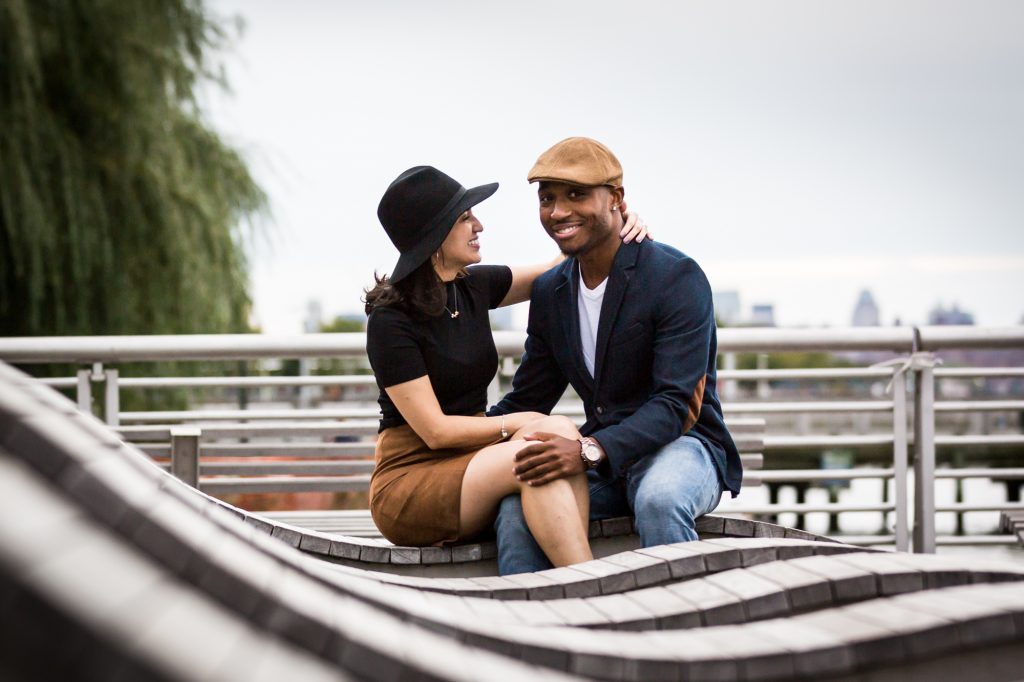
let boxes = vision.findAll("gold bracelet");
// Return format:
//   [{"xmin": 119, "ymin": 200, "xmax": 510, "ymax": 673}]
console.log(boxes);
[{"xmin": 500, "ymin": 414, "xmax": 508, "ymax": 439}]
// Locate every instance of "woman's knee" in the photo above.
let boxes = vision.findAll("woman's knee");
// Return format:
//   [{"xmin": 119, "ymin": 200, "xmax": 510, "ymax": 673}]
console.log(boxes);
[{"xmin": 521, "ymin": 414, "xmax": 579, "ymax": 439}]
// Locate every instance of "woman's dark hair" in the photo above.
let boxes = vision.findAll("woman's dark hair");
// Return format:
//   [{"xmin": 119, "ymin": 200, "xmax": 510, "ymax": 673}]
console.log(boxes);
[{"xmin": 364, "ymin": 259, "xmax": 448, "ymax": 319}]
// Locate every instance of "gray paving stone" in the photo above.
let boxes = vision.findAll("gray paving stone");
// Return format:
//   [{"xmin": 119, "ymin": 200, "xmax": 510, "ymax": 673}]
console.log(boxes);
[
  {"xmin": 588, "ymin": 519, "xmax": 602, "ymax": 538},
  {"xmin": 569, "ymin": 558, "xmax": 637, "ymax": 594},
  {"xmin": 700, "ymin": 624, "xmax": 797, "ymax": 681},
  {"xmin": 467, "ymin": 576, "xmax": 528, "ymax": 600},
  {"xmin": 268, "ymin": 523, "xmax": 303, "ymax": 548},
  {"xmin": 786, "ymin": 554, "xmax": 878, "ymax": 603},
  {"xmin": 57, "ymin": 461, "xmax": 134, "ymax": 528},
  {"xmin": 196, "ymin": 529, "xmax": 284, "ymax": 618},
  {"xmin": 624, "ymin": 586, "xmax": 703, "ymax": 630},
  {"xmin": 462, "ymin": 594, "xmax": 525, "ymax": 625},
  {"xmin": 636, "ymin": 543, "xmax": 706, "ymax": 579},
  {"xmin": 587, "ymin": 592, "xmax": 658, "ymax": 630},
  {"xmin": 2, "ymin": 417, "xmax": 78, "ymax": 476},
  {"xmin": 703, "ymin": 537, "xmax": 779, "ymax": 567},
  {"xmin": 297, "ymin": 531, "xmax": 333, "ymax": 556},
  {"xmin": 796, "ymin": 608, "xmax": 906, "ymax": 668},
  {"xmin": 261, "ymin": 567, "xmax": 336, "ymax": 653},
  {"xmin": 723, "ymin": 516, "xmax": 756, "ymax": 536},
  {"xmin": 753, "ymin": 521, "xmax": 788, "ymax": 539},
  {"xmin": 704, "ymin": 569, "xmax": 790, "ymax": 621},
  {"xmin": 833, "ymin": 552, "xmax": 925, "ymax": 595},
  {"xmin": 544, "ymin": 597, "xmax": 612, "ymax": 627},
  {"xmin": 601, "ymin": 550, "xmax": 671, "ymax": 587},
  {"xmin": 747, "ymin": 560, "xmax": 833, "ymax": 611},
  {"xmin": 681, "ymin": 540, "xmax": 742, "ymax": 573},
  {"xmin": 880, "ymin": 553, "xmax": 976, "ymax": 589},
  {"xmin": 419, "ymin": 545, "xmax": 452, "ymax": 564},
  {"xmin": 328, "ymin": 538, "xmax": 362, "ymax": 561},
  {"xmin": 130, "ymin": 495, "xmax": 218, "ymax": 576},
  {"xmin": 502, "ymin": 572, "xmax": 565, "ymax": 600},
  {"xmin": 695, "ymin": 515, "xmax": 726, "ymax": 534},
  {"xmin": 665, "ymin": 578, "xmax": 745, "ymax": 626},
  {"xmin": 772, "ymin": 538, "xmax": 820, "ymax": 560},
  {"xmin": 502, "ymin": 600, "xmax": 566, "ymax": 626},
  {"xmin": 600, "ymin": 516, "xmax": 634, "ymax": 537},
  {"xmin": 842, "ymin": 598, "xmax": 959, "ymax": 657},
  {"xmin": 451, "ymin": 543, "xmax": 482, "ymax": 563},
  {"xmin": 478, "ymin": 541, "xmax": 498, "ymax": 560},
  {"xmin": 753, "ymin": 617, "xmax": 857, "ymax": 678},
  {"xmin": 389, "ymin": 546, "xmax": 422, "ymax": 565},
  {"xmin": 890, "ymin": 589, "xmax": 1018, "ymax": 647},
  {"xmin": 642, "ymin": 629, "xmax": 741, "ymax": 682},
  {"xmin": 358, "ymin": 541, "xmax": 392, "ymax": 564},
  {"xmin": 425, "ymin": 577, "xmax": 492, "ymax": 597},
  {"xmin": 244, "ymin": 514, "xmax": 275, "ymax": 535}
]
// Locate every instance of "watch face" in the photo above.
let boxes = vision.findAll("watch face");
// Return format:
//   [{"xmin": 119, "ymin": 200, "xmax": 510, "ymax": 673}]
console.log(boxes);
[{"xmin": 583, "ymin": 445, "xmax": 600, "ymax": 463}]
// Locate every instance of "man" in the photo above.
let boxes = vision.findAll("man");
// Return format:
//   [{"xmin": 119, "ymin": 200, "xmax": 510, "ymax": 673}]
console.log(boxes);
[{"xmin": 488, "ymin": 137, "xmax": 742, "ymax": 575}]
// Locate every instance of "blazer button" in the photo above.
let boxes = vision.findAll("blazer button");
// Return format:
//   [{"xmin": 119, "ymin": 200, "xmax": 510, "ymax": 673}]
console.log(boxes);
[{"xmin": 596, "ymin": 405, "xmax": 605, "ymax": 415}]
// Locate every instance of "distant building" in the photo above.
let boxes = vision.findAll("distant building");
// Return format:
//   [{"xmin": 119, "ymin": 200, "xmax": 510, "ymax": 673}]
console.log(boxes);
[
  {"xmin": 750, "ymin": 304, "xmax": 776, "ymax": 327},
  {"xmin": 928, "ymin": 303, "xmax": 975, "ymax": 326},
  {"xmin": 713, "ymin": 290, "xmax": 742, "ymax": 326},
  {"xmin": 851, "ymin": 290, "xmax": 880, "ymax": 327}
]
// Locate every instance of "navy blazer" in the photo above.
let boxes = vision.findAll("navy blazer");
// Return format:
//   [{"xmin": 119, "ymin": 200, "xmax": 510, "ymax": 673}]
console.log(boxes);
[{"xmin": 490, "ymin": 239, "xmax": 742, "ymax": 496}]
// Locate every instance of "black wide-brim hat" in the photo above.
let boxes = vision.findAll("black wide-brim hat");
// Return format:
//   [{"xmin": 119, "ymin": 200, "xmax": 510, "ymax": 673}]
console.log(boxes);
[{"xmin": 377, "ymin": 166, "xmax": 499, "ymax": 283}]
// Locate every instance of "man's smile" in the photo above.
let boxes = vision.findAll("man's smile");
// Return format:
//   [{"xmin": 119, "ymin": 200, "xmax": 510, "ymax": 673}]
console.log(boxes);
[{"xmin": 551, "ymin": 222, "xmax": 582, "ymax": 239}]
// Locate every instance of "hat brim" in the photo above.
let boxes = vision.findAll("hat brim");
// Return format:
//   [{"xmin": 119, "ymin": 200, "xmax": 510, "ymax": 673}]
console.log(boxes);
[{"xmin": 389, "ymin": 181, "xmax": 498, "ymax": 283}]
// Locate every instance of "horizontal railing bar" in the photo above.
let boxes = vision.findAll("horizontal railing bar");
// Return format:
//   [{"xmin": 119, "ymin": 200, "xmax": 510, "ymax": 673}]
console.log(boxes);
[
  {"xmin": 139, "ymin": 443, "xmax": 376, "ymax": 458},
  {"xmin": 201, "ymin": 462, "xmax": 374, "ymax": 475},
  {"xmin": 756, "ymin": 468, "xmax": 895, "ymax": 482},
  {"xmin": 724, "ymin": 401, "xmax": 894, "ymax": 414},
  {"xmin": 934, "ymin": 434, "xmax": 1024, "ymax": 448},
  {"xmin": 720, "ymin": 501, "xmax": 1024, "ymax": 514},
  {"xmin": 121, "ymin": 375, "xmax": 376, "ymax": 388},
  {"xmin": 718, "ymin": 367, "xmax": 895, "ymax": 380},
  {"xmin": 4, "ymin": 326, "xmax": 1021, "ymax": 364},
  {"xmin": 934, "ymin": 467, "xmax": 1024, "ymax": 479},
  {"xmin": 917, "ymin": 325, "xmax": 1024, "ymax": 350},
  {"xmin": 935, "ymin": 400, "xmax": 1024, "ymax": 412},
  {"xmin": 718, "ymin": 502, "xmax": 895, "ymax": 513},
  {"xmin": 119, "ymin": 407, "xmax": 382, "ymax": 422},
  {"xmin": 764, "ymin": 434, "xmax": 895, "ymax": 449},
  {"xmin": 830, "ymin": 535, "xmax": 1021, "ymax": 547},
  {"xmin": 118, "ymin": 421, "xmax": 381, "ymax": 440},
  {"xmin": 935, "ymin": 367, "xmax": 1024, "ymax": 378},
  {"xmin": 199, "ymin": 475, "xmax": 371, "ymax": 494}
]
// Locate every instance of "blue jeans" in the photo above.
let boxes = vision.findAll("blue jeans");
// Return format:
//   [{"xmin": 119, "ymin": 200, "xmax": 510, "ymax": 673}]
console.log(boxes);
[{"xmin": 494, "ymin": 435, "xmax": 724, "ymax": 575}]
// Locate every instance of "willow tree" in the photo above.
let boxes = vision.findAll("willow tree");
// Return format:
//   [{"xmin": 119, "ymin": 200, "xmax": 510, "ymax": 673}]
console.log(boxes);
[{"xmin": 0, "ymin": 0, "xmax": 266, "ymax": 337}]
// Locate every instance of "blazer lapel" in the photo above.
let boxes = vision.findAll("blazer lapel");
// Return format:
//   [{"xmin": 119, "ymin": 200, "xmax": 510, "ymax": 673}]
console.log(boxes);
[
  {"xmin": 555, "ymin": 259, "xmax": 594, "ymax": 393},
  {"xmin": 593, "ymin": 241, "xmax": 640, "ymax": 387}
]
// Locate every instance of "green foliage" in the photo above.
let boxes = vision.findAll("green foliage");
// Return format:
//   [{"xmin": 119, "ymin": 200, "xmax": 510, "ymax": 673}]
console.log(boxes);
[{"xmin": 0, "ymin": 0, "xmax": 266, "ymax": 337}]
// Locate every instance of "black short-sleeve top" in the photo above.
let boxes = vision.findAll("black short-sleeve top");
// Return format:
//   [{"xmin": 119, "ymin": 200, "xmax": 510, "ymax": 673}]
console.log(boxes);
[{"xmin": 366, "ymin": 265, "xmax": 514, "ymax": 431}]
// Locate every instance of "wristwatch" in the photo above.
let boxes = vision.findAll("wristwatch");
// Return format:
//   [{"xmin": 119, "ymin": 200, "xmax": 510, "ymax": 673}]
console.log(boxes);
[{"xmin": 579, "ymin": 437, "xmax": 603, "ymax": 469}]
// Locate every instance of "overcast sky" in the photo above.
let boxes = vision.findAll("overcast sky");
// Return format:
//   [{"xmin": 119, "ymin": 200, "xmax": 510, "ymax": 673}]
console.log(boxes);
[{"xmin": 204, "ymin": 0, "xmax": 1023, "ymax": 332}]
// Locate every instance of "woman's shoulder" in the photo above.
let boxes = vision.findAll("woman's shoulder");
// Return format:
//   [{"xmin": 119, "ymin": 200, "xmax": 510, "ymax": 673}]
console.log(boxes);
[{"xmin": 367, "ymin": 304, "xmax": 415, "ymax": 332}]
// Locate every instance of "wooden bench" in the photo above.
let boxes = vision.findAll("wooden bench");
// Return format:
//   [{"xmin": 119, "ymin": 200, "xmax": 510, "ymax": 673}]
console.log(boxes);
[{"xmin": 116, "ymin": 417, "xmax": 766, "ymax": 539}]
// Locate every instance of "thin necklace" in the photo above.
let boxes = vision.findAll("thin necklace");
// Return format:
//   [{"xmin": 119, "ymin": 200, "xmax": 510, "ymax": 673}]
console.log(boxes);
[{"xmin": 443, "ymin": 281, "xmax": 460, "ymax": 319}]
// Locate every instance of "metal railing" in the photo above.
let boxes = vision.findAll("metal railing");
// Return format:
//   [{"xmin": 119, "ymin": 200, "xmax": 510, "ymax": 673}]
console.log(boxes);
[{"xmin": 2, "ymin": 325, "xmax": 1022, "ymax": 553}]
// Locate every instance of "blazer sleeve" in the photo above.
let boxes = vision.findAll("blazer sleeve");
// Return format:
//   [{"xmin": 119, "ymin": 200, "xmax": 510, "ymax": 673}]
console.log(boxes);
[
  {"xmin": 591, "ymin": 260, "xmax": 715, "ymax": 477},
  {"xmin": 487, "ymin": 286, "xmax": 569, "ymax": 416}
]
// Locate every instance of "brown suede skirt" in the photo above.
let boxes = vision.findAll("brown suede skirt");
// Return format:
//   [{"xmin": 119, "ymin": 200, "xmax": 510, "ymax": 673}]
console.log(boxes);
[{"xmin": 369, "ymin": 423, "xmax": 503, "ymax": 547}]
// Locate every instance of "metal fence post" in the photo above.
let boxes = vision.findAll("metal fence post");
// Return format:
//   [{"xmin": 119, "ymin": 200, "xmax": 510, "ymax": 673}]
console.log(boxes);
[
  {"xmin": 912, "ymin": 358, "xmax": 937, "ymax": 553},
  {"xmin": 891, "ymin": 369, "xmax": 909, "ymax": 551},
  {"xmin": 170, "ymin": 426, "xmax": 201, "ymax": 488},
  {"xmin": 104, "ymin": 368, "xmax": 120, "ymax": 426},
  {"xmin": 76, "ymin": 368, "xmax": 92, "ymax": 414}
]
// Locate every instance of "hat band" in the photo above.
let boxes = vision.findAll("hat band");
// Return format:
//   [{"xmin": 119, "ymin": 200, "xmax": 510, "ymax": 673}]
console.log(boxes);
[{"xmin": 397, "ymin": 186, "xmax": 468, "ymax": 252}]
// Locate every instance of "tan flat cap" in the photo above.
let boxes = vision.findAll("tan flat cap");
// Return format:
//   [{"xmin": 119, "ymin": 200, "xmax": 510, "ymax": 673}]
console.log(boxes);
[{"xmin": 527, "ymin": 137, "xmax": 623, "ymax": 187}]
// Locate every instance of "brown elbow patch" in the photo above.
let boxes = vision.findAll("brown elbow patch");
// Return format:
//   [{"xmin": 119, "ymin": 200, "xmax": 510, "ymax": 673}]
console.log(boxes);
[{"xmin": 684, "ymin": 375, "xmax": 707, "ymax": 432}]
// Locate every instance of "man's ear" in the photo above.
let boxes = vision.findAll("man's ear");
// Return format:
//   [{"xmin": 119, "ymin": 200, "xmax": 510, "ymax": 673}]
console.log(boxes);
[{"xmin": 609, "ymin": 186, "xmax": 625, "ymax": 211}]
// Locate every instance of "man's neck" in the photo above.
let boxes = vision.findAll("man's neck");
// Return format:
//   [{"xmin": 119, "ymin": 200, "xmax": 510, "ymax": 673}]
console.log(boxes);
[{"xmin": 577, "ymin": 233, "xmax": 621, "ymax": 289}]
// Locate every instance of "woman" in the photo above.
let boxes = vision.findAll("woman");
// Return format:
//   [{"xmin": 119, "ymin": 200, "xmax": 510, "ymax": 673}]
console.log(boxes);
[{"xmin": 364, "ymin": 165, "xmax": 648, "ymax": 567}]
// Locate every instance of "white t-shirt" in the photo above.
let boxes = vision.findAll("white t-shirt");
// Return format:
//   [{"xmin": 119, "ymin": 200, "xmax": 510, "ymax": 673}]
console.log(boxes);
[{"xmin": 578, "ymin": 269, "xmax": 607, "ymax": 378}]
